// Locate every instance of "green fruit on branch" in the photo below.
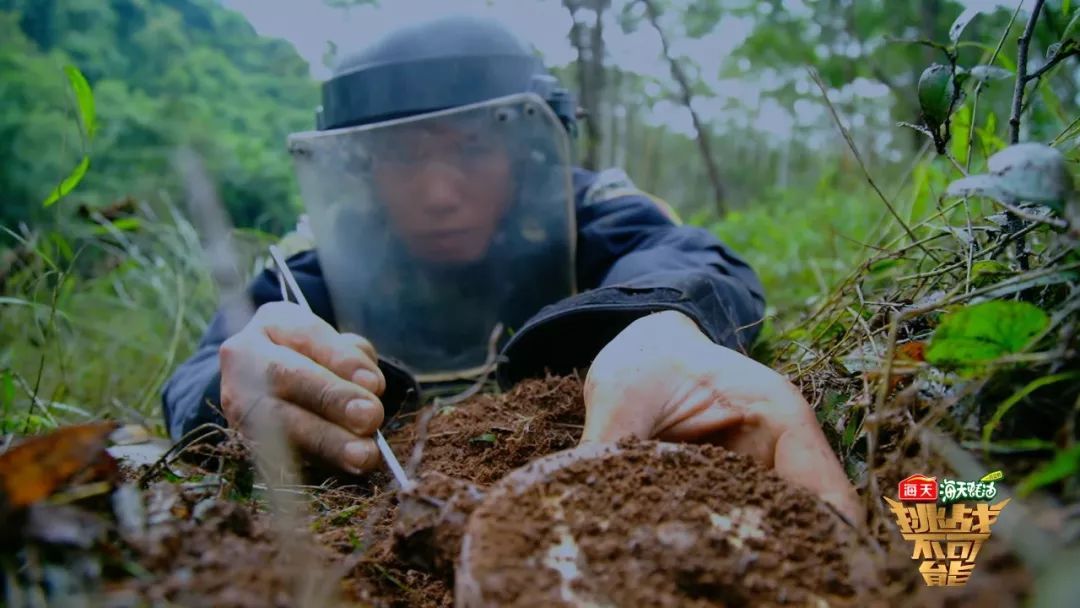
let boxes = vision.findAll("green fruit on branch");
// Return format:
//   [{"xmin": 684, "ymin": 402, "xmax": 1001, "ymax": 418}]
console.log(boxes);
[{"xmin": 918, "ymin": 63, "xmax": 954, "ymax": 128}]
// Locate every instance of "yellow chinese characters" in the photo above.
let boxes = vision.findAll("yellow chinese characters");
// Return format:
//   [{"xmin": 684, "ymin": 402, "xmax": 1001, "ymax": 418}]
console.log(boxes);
[{"xmin": 884, "ymin": 498, "xmax": 1010, "ymax": 587}]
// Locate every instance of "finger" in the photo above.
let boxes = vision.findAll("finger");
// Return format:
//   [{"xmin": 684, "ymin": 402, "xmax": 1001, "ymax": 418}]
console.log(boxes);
[
  {"xmin": 337, "ymin": 333, "xmax": 386, "ymax": 395},
  {"xmin": 272, "ymin": 397, "xmax": 381, "ymax": 474},
  {"xmin": 773, "ymin": 425, "xmax": 862, "ymax": 525},
  {"xmin": 264, "ymin": 344, "xmax": 385, "ymax": 436},
  {"xmin": 254, "ymin": 303, "xmax": 385, "ymax": 394},
  {"xmin": 340, "ymin": 332, "xmax": 377, "ymax": 361},
  {"xmin": 580, "ymin": 374, "xmax": 655, "ymax": 443}
]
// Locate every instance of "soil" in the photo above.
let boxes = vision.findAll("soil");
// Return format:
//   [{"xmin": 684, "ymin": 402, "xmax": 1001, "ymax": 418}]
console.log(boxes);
[
  {"xmin": 393, "ymin": 471, "xmax": 485, "ymax": 579},
  {"xmin": 3, "ymin": 374, "xmax": 1037, "ymax": 607},
  {"xmin": 337, "ymin": 375, "xmax": 588, "ymax": 607},
  {"xmin": 456, "ymin": 439, "xmax": 874, "ymax": 607},
  {"xmin": 389, "ymin": 375, "xmax": 586, "ymax": 485}
]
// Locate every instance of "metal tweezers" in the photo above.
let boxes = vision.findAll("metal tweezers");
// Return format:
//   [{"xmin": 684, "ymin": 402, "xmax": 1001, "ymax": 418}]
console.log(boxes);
[{"xmin": 268, "ymin": 245, "xmax": 413, "ymax": 490}]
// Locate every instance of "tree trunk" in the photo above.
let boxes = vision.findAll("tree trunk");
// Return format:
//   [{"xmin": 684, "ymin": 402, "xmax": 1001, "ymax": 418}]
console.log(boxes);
[
  {"xmin": 640, "ymin": 0, "xmax": 727, "ymax": 215},
  {"xmin": 607, "ymin": 68, "xmax": 623, "ymax": 168},
  {"xmin": 563, "ymin": 0, "xmax": 607, "ymax": 171}
]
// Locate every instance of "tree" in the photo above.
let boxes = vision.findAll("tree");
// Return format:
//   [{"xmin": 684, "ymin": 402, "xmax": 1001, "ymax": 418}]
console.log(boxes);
[{"xmin": 0, "ymin": 0, "xmax": 319, "ymax": 232}]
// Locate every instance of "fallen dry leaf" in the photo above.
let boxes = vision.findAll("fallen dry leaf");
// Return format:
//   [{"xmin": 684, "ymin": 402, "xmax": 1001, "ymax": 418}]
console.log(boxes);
[{"xmin": 0, "ymin": 421, "xmax": 119, "ymax": 512}]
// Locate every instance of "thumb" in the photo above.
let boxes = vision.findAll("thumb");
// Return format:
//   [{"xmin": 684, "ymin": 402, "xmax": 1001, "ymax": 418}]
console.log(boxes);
[{"xmin": 580, "ymin": 377, "xmax": 655, "ymax": 443}]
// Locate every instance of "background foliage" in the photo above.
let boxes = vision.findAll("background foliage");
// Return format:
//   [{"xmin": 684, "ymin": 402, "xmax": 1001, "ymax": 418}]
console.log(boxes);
[{"xmin": 0, "ymin": 0, "xmax": 317, "ymax": 233}]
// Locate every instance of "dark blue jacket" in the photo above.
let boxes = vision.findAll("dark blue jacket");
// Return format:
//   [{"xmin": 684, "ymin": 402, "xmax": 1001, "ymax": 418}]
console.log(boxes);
[{"xmin": 161, "ymin": 168, "xmax": 766, "ymax": 439}]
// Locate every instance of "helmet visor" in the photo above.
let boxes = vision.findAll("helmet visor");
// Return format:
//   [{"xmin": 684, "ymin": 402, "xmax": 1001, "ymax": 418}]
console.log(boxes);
[{"xmin": 288, "ymin": 94, "xmax": 576, "ymax": 382}]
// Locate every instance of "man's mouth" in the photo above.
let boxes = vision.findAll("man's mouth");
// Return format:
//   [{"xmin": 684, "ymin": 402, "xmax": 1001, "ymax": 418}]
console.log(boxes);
[{"xmin": 415, "ymin": 227, "xmax": 481, "ymax": 257}]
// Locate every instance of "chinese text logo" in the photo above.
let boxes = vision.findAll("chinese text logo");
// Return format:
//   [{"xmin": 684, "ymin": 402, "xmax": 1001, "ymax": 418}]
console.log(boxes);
[{"xmin": 884, "ymin": 471, "xmax": 1009, "ymax": 587}]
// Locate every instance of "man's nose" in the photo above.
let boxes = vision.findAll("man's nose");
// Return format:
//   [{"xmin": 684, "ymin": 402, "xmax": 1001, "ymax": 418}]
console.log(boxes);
[{"xmin": 416, "ymin": 161, "xmax": 465, "ymax": 214}]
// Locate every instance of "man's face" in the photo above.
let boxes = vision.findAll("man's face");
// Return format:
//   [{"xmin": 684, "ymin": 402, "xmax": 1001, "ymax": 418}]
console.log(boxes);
[{"xmin": 372, "ymin": 122, "xmax": 513, "ymax": 264}]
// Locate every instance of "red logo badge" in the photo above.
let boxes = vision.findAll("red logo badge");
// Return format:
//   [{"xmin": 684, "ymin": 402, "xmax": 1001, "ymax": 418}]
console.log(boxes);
[{"xmin": 898, "ymin": 474, "xmax": 938, "ymax": 502}]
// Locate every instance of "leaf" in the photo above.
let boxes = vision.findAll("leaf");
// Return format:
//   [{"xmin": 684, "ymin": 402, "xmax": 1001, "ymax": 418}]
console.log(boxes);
[
  {"xmin": 842, "ymin": 412, "xmax": 860, "ymax": 451},
  {"xmin": 470, "ymin": 432, "xmax": 497, "ymax": 444},
  {"xmin": 1063, "ymin": 9, "xmax": 1080, "ymax": 42},
  {"xmin": 0, "ymin": 422, "xmax": 118, "ymax": 512},
  {"xmin": 896, "ymin": 341, "xmax": 926, "ymax": 362},
  {"xmin": 0, "ymin": 370, "xmax": 14, "ymax": 410},
  {"xmin": 980, "ymin": 470, "xmax": 1003, "ymax": 482},
  {"xmin": 945, "ymin": 174, "xmax": 1018, "ymax": 203},
  {"xmin": 981, "ymin": 372, "xmax": 1080, "ymax": 449},
  {"xmin": 950, "ymin": 103, "xmax": 972, "ymax": 165},
  {"xmin": 63, "ymin": 65, "xmax": 96, "ymax": 139},
  {"xmin": 49, "ymin": 232, "xmax": 75, "ymax": 263},
  {"xmin": 331, "ymin": 504, "xmax": 362, "ymax": 524},
  {"xmin": 92, "ymin": 217, "xmax": 142, "ymax": 235},
  {"xmin": 988, "ymin": 143, "xmax": 1074, "ymax": 203},
  {"xmin": 945, "ymin": 143, "xmax": 1075, "ymax": 210},
  {"xmin": 949, "ymin": 7, "xmax": 982, "ymax": 44},
  {"xmin": 1017, "ymin": 444, "xmax": 1080, "ymax": 496},
  {"xmin": 926, "ymin": 300, "xmax": 1049, "ymax": 368},
  {"xmin": 971, "ymin": 260, "xmax": 1011, "ymax": 286},
  {"xmin": 42, "ymin": 156, "xmax": 90, "ymax": 208},
  {"xmin": 868, "ymin": 259, "xmax": 899, "ymax": 274},
  {"xmin": 968, "ymin": 65, "xmax": 1012, "ymax": 82}
]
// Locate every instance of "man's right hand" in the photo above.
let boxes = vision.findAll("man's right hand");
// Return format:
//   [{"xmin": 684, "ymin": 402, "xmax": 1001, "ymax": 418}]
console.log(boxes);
[{"xmin": 218, "ymin": 302, "xmax": 387, "ymax": 474}]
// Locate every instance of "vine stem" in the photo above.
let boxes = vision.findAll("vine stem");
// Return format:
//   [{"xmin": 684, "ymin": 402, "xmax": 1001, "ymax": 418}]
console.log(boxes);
[
  {"xmin": 1009, "ymin": 0, "xmax": 1046, "ymax": 144},
  {"xmin": 1006, "ymin": 0, "xmax": 1046, "ymax": 269}
]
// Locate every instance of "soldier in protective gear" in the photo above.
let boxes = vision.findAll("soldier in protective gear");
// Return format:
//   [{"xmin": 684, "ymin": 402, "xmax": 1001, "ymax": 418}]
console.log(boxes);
[{"xmin": 162, "ymin": 16, "xmax": 859, "ymax": 523}]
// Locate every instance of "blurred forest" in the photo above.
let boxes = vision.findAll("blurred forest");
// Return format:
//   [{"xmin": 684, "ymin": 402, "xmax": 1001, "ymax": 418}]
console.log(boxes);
[
  {"xmin": 0, "ymin": 0, "xmax": 317, "ymax": 233},
  {"xmin": 2, "ymin": 1, "xmax": 1080, "ymax": 598}
]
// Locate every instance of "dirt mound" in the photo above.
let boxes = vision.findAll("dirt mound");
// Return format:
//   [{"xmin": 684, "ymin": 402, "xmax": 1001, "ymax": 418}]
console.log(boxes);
[
  {"xmin": 14, "ymin": 375, "xmax": 1034, "ymax": 607},
  {"xmin": 394, "ymin": 471, "xmax": 485, "ymax": 579},
  {"xmin": 335, "ymin": 375, "xmax": 589, "ymax": 607},
  {"xmin": 456, "ymin": 440, "xmax": 876, "ymax": 607},
  {"xmin": 391, "ymin": 375, "xmax": 585, "ymax": 485}
]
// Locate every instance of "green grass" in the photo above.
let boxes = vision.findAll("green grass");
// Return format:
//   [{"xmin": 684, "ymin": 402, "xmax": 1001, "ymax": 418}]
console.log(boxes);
[{"xmin": 0, "ymin": 202, "xmax": 271, "ymax": 433}]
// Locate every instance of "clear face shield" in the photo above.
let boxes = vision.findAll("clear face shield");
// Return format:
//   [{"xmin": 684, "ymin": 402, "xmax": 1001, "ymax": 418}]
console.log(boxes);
[{"xmin": 287, "ymin": 94, "xmax": 576, "ymax": 382}]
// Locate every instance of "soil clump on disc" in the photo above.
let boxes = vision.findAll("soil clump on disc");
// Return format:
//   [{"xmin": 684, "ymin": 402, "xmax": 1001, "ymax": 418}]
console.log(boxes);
[{"xmin": 456, "ymin": 440, "xmax": 876, "ymax": 607}]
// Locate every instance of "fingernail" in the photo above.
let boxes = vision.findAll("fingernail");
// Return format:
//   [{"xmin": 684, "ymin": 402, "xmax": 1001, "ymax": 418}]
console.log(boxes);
[
  {"xmin": 352, "ymin": 369, "xmax": 380, "ymax": 389},
  {"xmin": 346, "ymin": 399, "xmax": 374, "ymax": 433},
  {"xmin": 344, "ymin": 440, "xmax": 373, "ymax": 472}
]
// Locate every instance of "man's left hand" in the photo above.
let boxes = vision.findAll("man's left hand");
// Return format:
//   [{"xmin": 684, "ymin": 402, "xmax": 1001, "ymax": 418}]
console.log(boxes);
[{"xmin": 583, "ymin": 311, "xmax": 862, "ymax": 524}]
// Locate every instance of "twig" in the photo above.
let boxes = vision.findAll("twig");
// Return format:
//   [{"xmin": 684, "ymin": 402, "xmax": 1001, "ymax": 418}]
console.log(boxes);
[
  {"xmin": 405, "ymin": 405, "xmax": 436, "ymax": 479},
  {"xmin": 1002, "ymin": 0, "xmax": 1043, "ymax": 270},
  {"xmin": 940, "ymin": 260, "xmax": 1080, "ymax": 309},
  {"xmin": 962, "ymin": 2, "xmax": 1023, "ymax": 293},
  {"xmin": 775, "ymin": 186, "xmax": 970, "ymax": 363},
  {"xmin": 640, "ymin": 0, "xmax": 726, "ymax": 214},
  {"xmin": 137, "ymin": 422, "xmax": 232, "ymax": 487},
  {"xmin": 896, "ymin": 221, "xmax": 1043, "ymax": 282},
  {"xmin": 993, "ymin": 199, "xmax": 1069, "ymax": 229},
  {"xmin": 1009, "ymin": 0, "xmax": 1046, "ymax": 143},
  {"xmin": 967, "ymin": 0, "xmax": 1024, "ymax": 172},
  {"xmin": 808, "ymin": 68, "xmax": 942, "ymax": 264},
  {"xmin": 945, "ymin": 153, "xmax": 969, "ymax": 176},
  {"xmin": 1025, "ymin": 46, "xmax": 1079, "ymax": 83}
]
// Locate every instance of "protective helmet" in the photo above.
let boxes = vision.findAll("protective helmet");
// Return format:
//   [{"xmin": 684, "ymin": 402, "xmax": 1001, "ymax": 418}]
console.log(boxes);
[
  {"xmin": 288, "ymin": 16, "xmax": 578, "ymax": 383},
  {"xmin": 316, "ymin": 15, "xmax": 577, "ymax": 137}
]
